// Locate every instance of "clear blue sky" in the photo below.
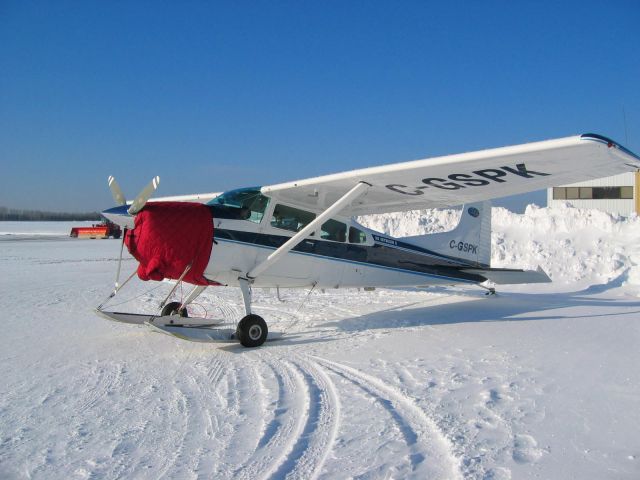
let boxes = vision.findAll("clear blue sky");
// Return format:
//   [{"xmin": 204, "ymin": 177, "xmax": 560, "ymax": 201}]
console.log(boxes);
[{"xmin": 1, "ymin": 1, "xmax": 638, "ymax": 213}]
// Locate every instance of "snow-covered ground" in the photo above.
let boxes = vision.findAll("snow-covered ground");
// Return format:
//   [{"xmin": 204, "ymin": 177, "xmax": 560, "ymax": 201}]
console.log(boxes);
[
  {"xmin": 0, "ymin": 221, "xmax": 94, "ymax": 237},
  {"xmin": 1, "ymin": 205, "xmax": 639, "ymax": 479}
]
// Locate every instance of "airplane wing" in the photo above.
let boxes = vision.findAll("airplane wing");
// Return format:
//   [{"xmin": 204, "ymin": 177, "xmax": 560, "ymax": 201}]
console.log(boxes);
[
  {"xmin": 262, "ymin": 133, "xmax": 640, "ymax": 216},
  {"xmin": 148, "ymin": 192, "xmax": 221, "ymax": 204}
]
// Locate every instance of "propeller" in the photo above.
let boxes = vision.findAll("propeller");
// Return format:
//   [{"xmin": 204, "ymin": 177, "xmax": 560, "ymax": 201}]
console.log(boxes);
[
  {"xmin": 128, "ymin": 176, "xmax": 160, "ymax": 215},
  {"xmin": 102, "ymin": 176, "xmax": 161, "ymax": 228},
  {"xmin": 102, "ymin": 175, "xmax": 161, "ymax": 292}
]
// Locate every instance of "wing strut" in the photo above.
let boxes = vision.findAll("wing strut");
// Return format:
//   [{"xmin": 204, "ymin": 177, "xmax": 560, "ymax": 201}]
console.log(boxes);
[{"xmin": 247, "ymin": 182, "xmax": 370, "ymax": 280}]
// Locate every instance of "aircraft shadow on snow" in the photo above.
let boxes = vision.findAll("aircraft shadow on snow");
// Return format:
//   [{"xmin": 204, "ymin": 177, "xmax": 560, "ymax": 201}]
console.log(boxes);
[{"xmin": 318, "ymin": 270, "xmax": 640, "ymax": 333}]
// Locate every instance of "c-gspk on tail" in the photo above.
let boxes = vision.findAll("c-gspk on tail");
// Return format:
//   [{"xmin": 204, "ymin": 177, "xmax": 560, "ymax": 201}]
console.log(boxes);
[
  {"xmin": 402, "ymin": 201, "xmax": 492, "ymax": 267},
  {"xmin": 401, "ymin": 202, "xmax": 550, "ymax": 284}
]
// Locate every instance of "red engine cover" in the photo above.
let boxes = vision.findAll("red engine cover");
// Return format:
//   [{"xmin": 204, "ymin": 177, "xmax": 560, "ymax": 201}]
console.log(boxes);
[{"xmin": 125, "ymin": 201, "xmax": 216, "ymax": 286}]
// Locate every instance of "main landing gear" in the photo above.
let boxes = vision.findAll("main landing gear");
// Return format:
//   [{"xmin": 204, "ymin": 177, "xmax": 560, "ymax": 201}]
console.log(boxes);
[
  {"xmin": 237, "ymin": 277, "xmax": 268, "ymax": 347},
  {"xmin": 236, "ymin": 314, "xmax": 268, "ymax": 347}
]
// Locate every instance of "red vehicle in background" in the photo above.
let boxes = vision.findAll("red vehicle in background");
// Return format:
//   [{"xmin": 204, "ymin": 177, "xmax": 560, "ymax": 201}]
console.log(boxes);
[{"xmin": 70, "ymin": 219, "xmax": 122, "ymax": 239}]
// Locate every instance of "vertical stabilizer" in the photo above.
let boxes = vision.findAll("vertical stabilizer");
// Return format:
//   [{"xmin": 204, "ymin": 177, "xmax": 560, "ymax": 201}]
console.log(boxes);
[{"xmin": 403, "ymin": 202, "xmax": 491, "ymax": 267}]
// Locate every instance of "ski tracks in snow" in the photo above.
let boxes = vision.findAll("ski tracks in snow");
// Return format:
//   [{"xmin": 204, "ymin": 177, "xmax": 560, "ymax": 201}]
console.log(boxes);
[
  {"xmin": 233, "ymin": 354, "xmax": 340, "ymax": 480},
  {"xmin": 311, "ymin": 356, "xmax": 462, "ymax": 480},
  {"xmin": 146, "ymin": 351, "xmax": 460, "ymax": 480},
  {"xmin": 10, "ymin": 349, "xmax": 461, "ymax": 479},
  {"xmin": 229, "ymin": 353, "xmax": 460, "ymax": 480}
]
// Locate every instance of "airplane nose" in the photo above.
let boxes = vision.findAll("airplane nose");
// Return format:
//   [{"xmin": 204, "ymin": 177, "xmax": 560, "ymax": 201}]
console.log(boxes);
[{"xmin": 102, "ymin": 205, "xmax": 135, "ymax": 229}]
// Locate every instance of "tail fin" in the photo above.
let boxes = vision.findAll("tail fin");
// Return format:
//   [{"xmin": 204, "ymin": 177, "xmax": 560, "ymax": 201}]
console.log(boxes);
[{"xmin": 403, "ymin": 201, "xmax": 491, "ymax": 267}]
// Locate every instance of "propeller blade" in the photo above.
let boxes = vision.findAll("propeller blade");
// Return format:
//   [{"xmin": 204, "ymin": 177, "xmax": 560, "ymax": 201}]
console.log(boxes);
[
  {"xmin": 107, "ymin": 176, "xmax": 127, "ymax": 206},
  {"xmin": 128, "ymin": 176, "xmax": 160, "ymax": 215}
]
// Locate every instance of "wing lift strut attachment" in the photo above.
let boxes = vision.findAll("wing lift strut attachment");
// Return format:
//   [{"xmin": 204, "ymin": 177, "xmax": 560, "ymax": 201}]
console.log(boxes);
[{"xmin": 233, "ymin": 182, "xmax": 371, "ymax": 347}]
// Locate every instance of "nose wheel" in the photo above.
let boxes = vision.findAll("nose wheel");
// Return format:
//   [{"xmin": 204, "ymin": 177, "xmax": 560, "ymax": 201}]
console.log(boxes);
[
  {"xmin": 160, "ymin": 301, "xmax": 187, "ymax": 325},
  {"xmin": 161, "ymin": 301, "xmax": 188, "ymax": 318},
  {"xmin": 236, "ymin": 314, "xmax": 268, "ymax": 347}
]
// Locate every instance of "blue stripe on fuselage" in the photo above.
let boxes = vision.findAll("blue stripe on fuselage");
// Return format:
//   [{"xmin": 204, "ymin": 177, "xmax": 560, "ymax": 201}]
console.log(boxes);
[{"xmin": 213, "ymin": 229, "xmax": 484, "ymax": 283}]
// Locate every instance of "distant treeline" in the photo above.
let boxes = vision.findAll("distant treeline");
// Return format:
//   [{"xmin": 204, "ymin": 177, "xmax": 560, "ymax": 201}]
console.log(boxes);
[{"xmin": 0, "ymin": 206, "xmax": 101, "ymax": 221}]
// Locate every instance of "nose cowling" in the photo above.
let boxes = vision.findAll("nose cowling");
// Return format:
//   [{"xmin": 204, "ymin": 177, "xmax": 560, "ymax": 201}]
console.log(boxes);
[
  {"xmin": 102, "ymin": 204, "xmax": 135, "ymax": 229},
  {"xmin": 123, "ymin": 201, "xmax": 215, "ymax": 286}
]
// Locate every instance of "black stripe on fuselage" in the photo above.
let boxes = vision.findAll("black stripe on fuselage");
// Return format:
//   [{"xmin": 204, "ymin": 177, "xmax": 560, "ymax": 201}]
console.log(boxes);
[{"xmin": 214, "ymin": 228, "xmax": 486, "ymax": 283}]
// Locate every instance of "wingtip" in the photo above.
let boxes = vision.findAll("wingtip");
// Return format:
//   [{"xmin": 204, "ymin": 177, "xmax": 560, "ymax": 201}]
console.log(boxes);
[{"xmin": 581, "ymin": 133, "xmax": 640, "ymax": 163}]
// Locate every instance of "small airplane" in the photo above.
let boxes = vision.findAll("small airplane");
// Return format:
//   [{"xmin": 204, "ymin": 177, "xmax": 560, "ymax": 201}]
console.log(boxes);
[{"xmin": 98, "ymin": 133, "xmax": 640, "ymax": 347}]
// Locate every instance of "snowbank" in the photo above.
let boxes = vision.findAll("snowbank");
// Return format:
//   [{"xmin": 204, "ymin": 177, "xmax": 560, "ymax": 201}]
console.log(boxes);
[
  {"xmin": 359, "ymin": 204, "xmax": 640, "ymax": 286},
  {"xmin": 0, "ymin": 221, "xmax": 91, "ymax": 236}
]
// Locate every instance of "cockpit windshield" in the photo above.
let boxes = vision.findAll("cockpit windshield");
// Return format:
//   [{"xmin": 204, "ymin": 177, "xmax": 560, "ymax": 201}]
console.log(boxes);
[{"xmin": 207, "ymin": 187, "xmax": 270, "ymax": 223}]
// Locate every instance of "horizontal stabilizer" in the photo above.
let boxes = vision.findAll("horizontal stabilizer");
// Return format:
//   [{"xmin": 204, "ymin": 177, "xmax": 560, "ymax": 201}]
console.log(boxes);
[{"xmin": 462, "ymin": 266, "xmax": 551, "ymax": 285}]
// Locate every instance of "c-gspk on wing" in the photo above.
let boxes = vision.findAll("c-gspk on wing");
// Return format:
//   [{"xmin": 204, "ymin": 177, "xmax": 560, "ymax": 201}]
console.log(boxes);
[{"xmin": 262, "ymin": 134, "xmax": 640, "ymax": 215}]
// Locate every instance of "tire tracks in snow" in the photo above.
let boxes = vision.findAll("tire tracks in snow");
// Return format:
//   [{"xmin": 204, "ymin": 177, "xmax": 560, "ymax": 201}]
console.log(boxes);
[
  {"xmin": 232, "ymin": 353, "xmax": 461, "ymax": 480},
  {"xmin": 311, "ymin": 355, "xmax": 463, "ymax": 480},
  {"xmin": 234, "ymin": 353, "xmax": 340, "ymax": 480},
  {"xmin": 90, "ymin": 349, "xmax": 460, "ymax": 479}
]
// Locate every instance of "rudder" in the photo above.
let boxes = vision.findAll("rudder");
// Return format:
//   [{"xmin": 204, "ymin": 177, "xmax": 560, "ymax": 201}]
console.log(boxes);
[{"xmin": 402, "ymin": 201, "xmax": 491, "ymax": 267}]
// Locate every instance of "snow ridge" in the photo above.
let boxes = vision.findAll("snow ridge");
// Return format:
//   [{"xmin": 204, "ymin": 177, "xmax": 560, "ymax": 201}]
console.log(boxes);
[{"xmin": 360, "ymin": 204, "xmax": 640, "ymax": 287}]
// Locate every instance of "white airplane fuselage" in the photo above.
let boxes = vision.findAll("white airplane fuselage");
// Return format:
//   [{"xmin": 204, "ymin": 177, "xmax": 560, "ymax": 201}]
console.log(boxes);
[
  {"xmin": 206, "ymin": 219, "xmax": 467, "ymax": 289},
  {"xmin": 203, "ymin": 198, "xmax": 483, "ymax": 290}
]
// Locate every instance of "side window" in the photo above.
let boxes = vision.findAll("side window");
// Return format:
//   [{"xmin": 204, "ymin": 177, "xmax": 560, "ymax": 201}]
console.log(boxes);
[
  {"xmin": 349, "ymin": 226, "xmax": 367, "ymax": 244},
  {"xmin": 271, "ymin": 204, "xmax": 316, "ymax": 233},
  {"xmin": 244, "ymin": 193, "xmax": 270, "ymax": 223},
  {"xmin": 320, "ymin": 219, "xmax": 346, "ymax": 242},
  {"xmin": 208, "ymin": 188, "xmax": 270, "ymax": 223}
]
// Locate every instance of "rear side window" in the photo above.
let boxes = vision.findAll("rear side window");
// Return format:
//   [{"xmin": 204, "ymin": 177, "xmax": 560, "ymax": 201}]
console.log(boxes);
[
  {"xmin": 320, "ymin": 219, "xmax": 346, "ymax": 242},
  {"xmin": 349, "ymin": 226, "xmax": 367, "ymax": 244},
  {"xmin": 271, "ymin": 204, "xmax": 316, "ymax": 233}
]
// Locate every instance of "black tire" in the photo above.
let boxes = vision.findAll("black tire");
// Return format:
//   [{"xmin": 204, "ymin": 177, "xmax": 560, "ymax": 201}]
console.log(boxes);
[
  {"xmin": 236, "ymin": 314, "xmax": 268, "ymax": 347},
  {"xmin": 161, "ymin": 301, "xmax": 188, "ymax": 318}
]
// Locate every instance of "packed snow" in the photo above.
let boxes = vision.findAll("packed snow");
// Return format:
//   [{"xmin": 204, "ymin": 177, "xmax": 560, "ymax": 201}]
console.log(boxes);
[
  {"xmin": 0, "ymin": 221, "xmax": 93, "ymax": 238},
  {"xmin": 1, "ymin": 205, "xmax": 639, "ymax": 479}
]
